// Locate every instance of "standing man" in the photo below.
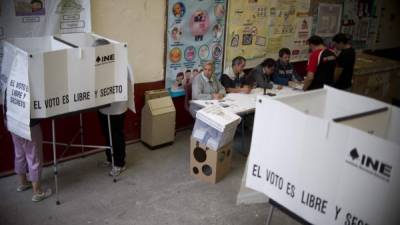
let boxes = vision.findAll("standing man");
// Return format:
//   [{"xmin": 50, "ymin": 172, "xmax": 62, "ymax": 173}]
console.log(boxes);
[
  {"xmin": 272, "ymin": 48, "xmax": 303, "ymax": 86},
  {"xmin": 220, "ymin": 56, "xmax": 251, "ymax": 93},
  {"xmin": 303, "ymin": 35, "xmax": 336, "ymax": 91},
  {"xmin": 246, "ymin": 58, "xmax": 276, "ymax": 89},
  {"xmin": 332, "ymin": 33, "xmax": 356, "ymax": 90}
]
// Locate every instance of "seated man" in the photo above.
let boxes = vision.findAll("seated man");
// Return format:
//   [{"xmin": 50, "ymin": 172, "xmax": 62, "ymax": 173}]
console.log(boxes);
[
  {"xmin": 246, "ymin": 58, "xmax": 276, "ymax": 89},
  {"xmin": 220, "ymin": 56, "xmax": 251, "ymax": 93},
  {"xmin": 272, "ymin": 48, "xmax": 303, "ymax": 86},
  {"xmin": 190, "ymin": 61, "xmax": 226, "ymax": 117},
  {"xmin": 192, "ymin": 61, "xmax": 226, "ymax": 100}
]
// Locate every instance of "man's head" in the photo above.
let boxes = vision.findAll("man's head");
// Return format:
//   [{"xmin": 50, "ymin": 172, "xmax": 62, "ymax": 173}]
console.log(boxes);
[
  {"xmin": 176, "ymin": 72, "xmax": 184, "ymax": 85},
  {"xmin": 260, "ymin": 58, "xmax": 275, "ymax": 75},
  {"xmin": 307, "ymin": 35, "xmax": 324, "ymax": 51},
  {"xmin": 278, "ymin": 48, "xmax": 291, "ymax": 65},
  {"xmin": 203, "ymin": 61, "xmax": 215, "ymax": 79},
  {"xmin": 31, "ymin": 0, "xmax": 43, "ymax": 12},
  {"xmin": 332, "ymin": 33, "xmax": 350, "ymax": 50},
  {"xmin": 232, "ymin": 56, "xmax": 246, "ymax": 75},
  {"xmin": 185, "ymin": 69, "xmax": 191, "ymax": 79}
]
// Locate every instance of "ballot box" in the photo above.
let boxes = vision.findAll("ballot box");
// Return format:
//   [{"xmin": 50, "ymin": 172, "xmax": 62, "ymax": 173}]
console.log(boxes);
[
  {"xmin": 246, "ymin": 86, "xmax": 400, "ymax": 225},
  {"xmin": 1, "ymin": 33, "xmax": 128, "ymax": 140},
  {"xmin": 192, "ymin": 105, "xmax": 241, "ymax": 150}
]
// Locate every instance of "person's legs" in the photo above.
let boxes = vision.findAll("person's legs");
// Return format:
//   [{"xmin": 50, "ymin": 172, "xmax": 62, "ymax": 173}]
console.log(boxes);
[
  {"xmin": 25, "ymin": 124, "xmax": 43, "ymax": 194},
  {"xmin": 98, "ymin": 112, "xmax": 112, "ymax": 163},
  {"xmin": 11, "ymin": 133, "xmax": 31, "ymax": 190},
  {"xmin": 110, "ymin": 113, "xmax": 126, "ymax": 167}
]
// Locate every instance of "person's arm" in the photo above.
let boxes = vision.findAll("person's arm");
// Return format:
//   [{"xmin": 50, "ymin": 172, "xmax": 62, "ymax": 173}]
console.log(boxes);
[
  {"xmin": 303, "ymin": 51, "xmax": 318, "ymax": 91},
  {"xmin": 214, "ymin": 79, "xmax": 226, "ymax": 99},
  {"xmin": 192, "ymin": 77, "xmax": 212, "ymax": 100},
  {"xmin": 334, "ymin": 67, "xmax": 343, "ymax": 82},
  {"xmin": 302, "ymin": 71, "xmax": 314, "ymax": 91}
]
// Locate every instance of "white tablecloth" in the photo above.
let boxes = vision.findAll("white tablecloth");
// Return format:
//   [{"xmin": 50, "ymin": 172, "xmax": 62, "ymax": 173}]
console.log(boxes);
[{"xmin": 191, "ymin": 85, "xmax": 302, "ymax": 114}]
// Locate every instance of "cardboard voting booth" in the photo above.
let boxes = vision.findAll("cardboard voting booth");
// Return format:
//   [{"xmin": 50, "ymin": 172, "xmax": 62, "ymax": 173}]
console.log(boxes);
[
  {"xmin": 190, "ymin": 136, "xmax": 233, "ymax": 184},
  {"xmin": 192, "ymin": 105, "xmax": 241, "ymax": 150},
  {"xmin": 1, "ymin": 33, "xmax": 128, "ymax": 140},
  {"xmin": 246, "ymin": 86, "xmax": 400, "ymax": 225},
  {"xmin": 141, "ymin": 95, "xmax": 176, "ymax": 148}
]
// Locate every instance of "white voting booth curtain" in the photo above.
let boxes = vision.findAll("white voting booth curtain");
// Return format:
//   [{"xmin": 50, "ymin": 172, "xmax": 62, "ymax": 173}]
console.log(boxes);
[
  {"xmin": 2, "ymin": 33, "xmax": 129, "ymax": 140},
  {"xmin": 0, "ymin": 0, "xmax": 92, "ymax": 105},
  {"xmin": 245, "ymin": 87, "xmax": 400, "ymax": 225}
]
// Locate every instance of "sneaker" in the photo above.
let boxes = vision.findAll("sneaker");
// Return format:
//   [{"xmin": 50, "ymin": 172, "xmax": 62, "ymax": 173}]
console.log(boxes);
[
  {"xmin": 109, "ymin": 166, "xmax": 126, "ymax": 177},
  {"xmin": 32, "ymin": 188, "xmax": 52, "ymax": 202},
  {"xmin": 17, "ymin": 183, "xmax": 32, "ymax": 192},
  {"xmin": 100, "ymin": 161, "xmax": 112, "ymax": 168}
]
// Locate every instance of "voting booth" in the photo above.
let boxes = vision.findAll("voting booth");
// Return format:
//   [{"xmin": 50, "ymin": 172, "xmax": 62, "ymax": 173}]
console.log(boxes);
[
  {"xmin": 1, "ymin": 33, "xmax": 128, "ymax": 140},
  {"xmin": 246, "ymin": 86, "xmax": 400, "ymax": 225},
  {"xmin": 141, "ymin": 95, "xmax": 176, "ymax": 148}
]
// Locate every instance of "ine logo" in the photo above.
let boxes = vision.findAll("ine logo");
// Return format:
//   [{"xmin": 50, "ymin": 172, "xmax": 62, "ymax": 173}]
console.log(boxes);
[
  {"xmin": 346, "ymin": 148, "xmax": 392, "ymax": 182},
  {"xmin": 95, "ymin": 54, "xmax": 115, "ymax": 66}
]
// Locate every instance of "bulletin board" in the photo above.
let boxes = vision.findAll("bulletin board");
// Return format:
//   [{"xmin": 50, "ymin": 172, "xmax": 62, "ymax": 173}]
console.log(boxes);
[
  {"xmin": 224, "ymin": 0, "xmax": 312, "ymax": 68},
  {"xmin": 224, "ymin": 0, "xmax": 353, "ymax": 68}
]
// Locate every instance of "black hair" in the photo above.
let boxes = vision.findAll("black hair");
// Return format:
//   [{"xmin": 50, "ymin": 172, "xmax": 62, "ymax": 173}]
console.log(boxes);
[
  {"xmin": 232, "ymin": 56, "xmax": 246, "ymax": 67},
  {"xmin": 176, "ymin": 72, "xmax": 184, "ymax": 77},
  {"xmin": 332, "ymin": 33, "xmax": 350, "ymax": 44},
  {"xmin": 31, "ymin": 0, "xmax": 43, "ymax": 7},
  {"xmin": 307, "ymin": 35, "xmax": 324, "ymax": 45},
  {"xmin": 279, "ymin": 48, "xmax": 291, "ymax": 57},
  {"xmin": 92, "ymin": 38, "xmax": 111, "ymax": 47},
  {"xmin": 185, "ymin": 69, "xmax": 191, "ymax": 73},
  {"xmin": 260, "ymin": 58, "xmax": 275, "ymax": 68}
]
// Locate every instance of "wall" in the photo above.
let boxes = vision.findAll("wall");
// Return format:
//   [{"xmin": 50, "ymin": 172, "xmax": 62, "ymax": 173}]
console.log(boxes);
[
  {"xmin": 91, "ymin": 0, "xmax": 166, "ymax": 83},
  {"xmin": 374, "ymin": 0, "xmax": 400, "ymax": 50}
]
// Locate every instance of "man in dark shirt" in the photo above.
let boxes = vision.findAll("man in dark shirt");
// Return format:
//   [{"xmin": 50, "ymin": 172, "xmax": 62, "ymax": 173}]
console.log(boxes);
[
  {"xmin": 246, "ymin": 58, "xmax": 275, "ymax": 89},
  {"xmin": 220, "ymin": 56, "xmax": 251, "ymax": 93},
  {"xmin": 272, "ymin": 48, "xmax": 303, "ymax": 85},
  {"xmin": 303, "ymin": 35, "xmax": 336, "ymax": 91},
  {"xmin": 332, "ymin": 33, "xmax": 356, "ymax": 90}
]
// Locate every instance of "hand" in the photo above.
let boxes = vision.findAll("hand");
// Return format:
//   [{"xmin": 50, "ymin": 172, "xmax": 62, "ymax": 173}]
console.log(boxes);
[
  {"xmin": 212, "ymin": 93, "xmax": 224, "ymax": 100},
  {"xmin": 241, "ymin": 86, "xmax": 251, "ymax": 94}
]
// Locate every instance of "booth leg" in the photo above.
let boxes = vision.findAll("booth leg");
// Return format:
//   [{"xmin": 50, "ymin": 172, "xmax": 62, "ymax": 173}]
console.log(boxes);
[
  {"xmin": 79, "ymin": 113, "xmax": 85, "ymax": 156},
  {"xmin": 266, "ymin": 205, "xmax": 275, "ymax": 225},
  {"xmin": 107, "ymin": 114, "xmax": 116, "ymax": 183},
  {"xmin": 52, "ymin": 119, "xmax": 60, "ymax": 205}
]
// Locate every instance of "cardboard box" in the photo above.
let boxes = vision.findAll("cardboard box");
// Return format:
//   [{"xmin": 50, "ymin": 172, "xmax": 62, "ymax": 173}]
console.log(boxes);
[
  {"xmin": 141, "ymin": 96, "xmax": 176, "ymax": 148},
  {"xmin": 190, "ymin": 136, "xmax": 233, "ymax": 184}
]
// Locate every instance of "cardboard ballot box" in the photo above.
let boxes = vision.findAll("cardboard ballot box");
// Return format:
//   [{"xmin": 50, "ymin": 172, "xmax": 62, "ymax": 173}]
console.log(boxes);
[
  {"xmin": 1, "ymin": 33, "xmax": 128, "ymax": 140},
  {"xmin": 190, "ymin": 136, "xmax": 233, "ymax": 184},
  {"xmin": 192, "ymin": 105, "xmax": 241, "ymax": 150},
  {"xmin": 141, "ymin": 95, "xmax": 176, "ymax": 148},
  {"xmin": 246, "ymin": 86, "xmax": 400, "ymax": 225}
]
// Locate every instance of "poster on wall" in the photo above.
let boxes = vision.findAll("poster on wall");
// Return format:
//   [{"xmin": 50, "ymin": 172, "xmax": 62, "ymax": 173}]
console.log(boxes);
[
  {"xmin": 224, "ymin": 0, "xmax": 311, "ymax": 68},
  {"xmin": 166, "ymin": 0, "xmax": 226, "ymax": 98},
  {"xmin": 315, "ymin": 3, "xmax": 342, "ymax": 37}
]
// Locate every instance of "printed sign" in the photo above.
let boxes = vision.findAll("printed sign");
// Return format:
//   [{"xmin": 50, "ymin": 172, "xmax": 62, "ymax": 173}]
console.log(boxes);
[{"xmin": 166, "ymin": 0, "xmax": 226, "ymax": 97}]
